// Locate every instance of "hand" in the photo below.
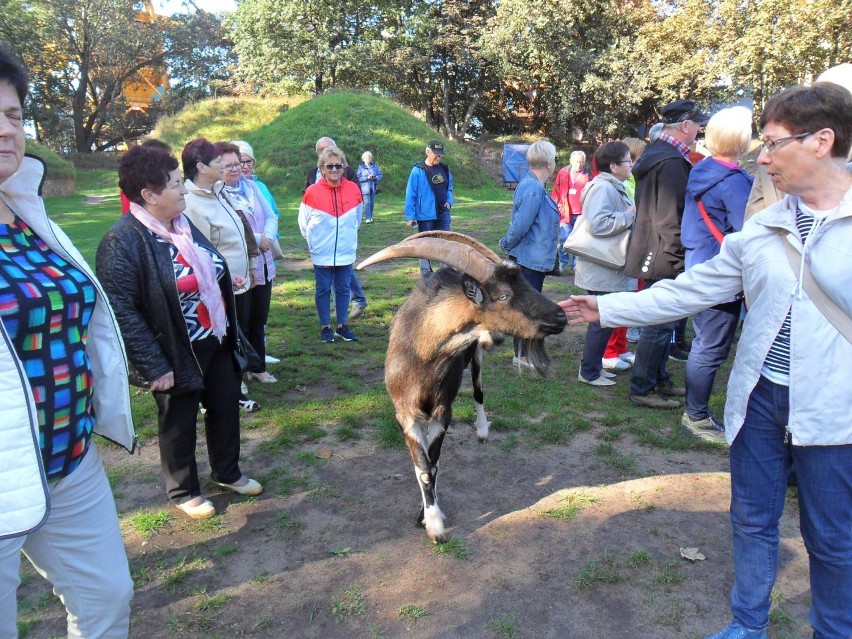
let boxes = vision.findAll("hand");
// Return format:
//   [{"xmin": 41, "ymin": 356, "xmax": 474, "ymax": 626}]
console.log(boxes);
[
  {"xmin": 231, "ymin": 275, "xmax": 246, "ymax": 290},
  {"xmin": 444, "ymin": 202, "xmax": 451, "ymax": 209},
  {"xmin": 407, "ymin": 220, "xmax": 418, "ymax": 228},
  {"xmin": 558, "ymin": 295, "xmax": 600, "ymax": 325},
  {"xmin": 150, "ymin": 371, "xmax": 175, "ymax": 391},
  {"xmin": 259, "ymin": 236, "xmax": 272, "ymax": 252}
]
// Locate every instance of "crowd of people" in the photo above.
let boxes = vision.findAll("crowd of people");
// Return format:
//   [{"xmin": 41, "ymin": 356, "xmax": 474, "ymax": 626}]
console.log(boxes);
[{"xmin": 2, "ymin": 37, "xmax": 851, "ymax": 638}]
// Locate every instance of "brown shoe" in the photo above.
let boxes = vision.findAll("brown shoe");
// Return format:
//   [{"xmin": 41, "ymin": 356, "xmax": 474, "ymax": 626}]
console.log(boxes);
[
  {"xmin": 656, "ymin": 382, "xmax": 686, "ymax": 397},
  {"xmin": 629, "ymin": 392, "xmax": 681, "ymax": 409}
]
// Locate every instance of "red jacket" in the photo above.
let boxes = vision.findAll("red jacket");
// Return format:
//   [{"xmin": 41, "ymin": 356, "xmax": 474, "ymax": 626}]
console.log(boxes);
[{"xmin": 551, "ymin": 168, "xmax": 588, "ymax": 223}]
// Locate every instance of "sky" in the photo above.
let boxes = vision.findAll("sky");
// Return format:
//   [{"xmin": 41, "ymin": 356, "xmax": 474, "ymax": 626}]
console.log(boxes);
[{"xmin": 154, "ymin": 0, "xmax": 237, "ymax": 15}]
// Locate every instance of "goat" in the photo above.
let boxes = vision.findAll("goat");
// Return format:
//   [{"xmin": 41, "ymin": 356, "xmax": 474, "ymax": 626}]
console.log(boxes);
[{"xmin": 357, "ymin": 231, "xmax": 567, "ymax": 542}]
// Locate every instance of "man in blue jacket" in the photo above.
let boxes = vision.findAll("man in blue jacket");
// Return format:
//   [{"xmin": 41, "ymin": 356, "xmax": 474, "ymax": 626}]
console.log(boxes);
[{"xmin": 404, "ymin": 140, "xmax": 454, "ymax": 276}]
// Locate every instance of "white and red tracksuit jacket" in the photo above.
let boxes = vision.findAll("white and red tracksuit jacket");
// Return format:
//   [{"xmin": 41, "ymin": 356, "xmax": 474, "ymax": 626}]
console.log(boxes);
[{"xmin": 298, "ymin": 178, "xmax": 362, "ymax": 266}]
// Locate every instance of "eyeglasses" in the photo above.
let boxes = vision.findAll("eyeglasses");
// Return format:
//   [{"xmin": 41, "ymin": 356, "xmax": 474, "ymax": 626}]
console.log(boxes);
[
  {"xmin": 616, "ymin": 159, "xmax": 633, "ymax": 165},
  {"xmin": 223, "ymin": 163, "xmax": 241, "ymax": 170},
  {"xmin": 759, "ymin": 132, "xmax": 813, "ymax": 154},
  {"xmin": 240, "ymin": 160, "xmax": 254, "ymax": 167},
  {"xmin": 324, "ymin": 163, "xmax": 344, "ymax": 170}
]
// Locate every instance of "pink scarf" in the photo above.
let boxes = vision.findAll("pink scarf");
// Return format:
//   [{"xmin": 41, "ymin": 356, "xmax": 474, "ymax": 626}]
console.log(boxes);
[{"xmin": 129, "ymin": 203, "xmax": 227, "ymax": 340}]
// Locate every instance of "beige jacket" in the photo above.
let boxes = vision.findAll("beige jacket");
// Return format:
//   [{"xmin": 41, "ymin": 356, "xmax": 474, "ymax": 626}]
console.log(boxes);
[{"xmin": 183, "ymin": 179, "xmax": 251, "ymax": 294}]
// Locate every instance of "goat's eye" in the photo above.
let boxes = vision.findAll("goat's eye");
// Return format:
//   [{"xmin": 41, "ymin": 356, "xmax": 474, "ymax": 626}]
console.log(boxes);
[{"xmin": 498, "ymin": 294, "xmax": 508, "ymax": 301}]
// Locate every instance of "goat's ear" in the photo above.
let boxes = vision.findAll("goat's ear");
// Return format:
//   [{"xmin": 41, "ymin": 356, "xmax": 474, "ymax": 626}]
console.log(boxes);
[{"xmin": 462, "ymin": 277, "xmax": 484, "ymax": 306}]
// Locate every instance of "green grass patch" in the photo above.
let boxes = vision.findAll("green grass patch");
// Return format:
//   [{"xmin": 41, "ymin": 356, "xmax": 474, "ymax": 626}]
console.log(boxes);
[
  {"xmin": 433, "ymin": 537, "xmax": 471, "ymax": 559},
  {"xmin": 331, "ymin": 583, "xmax": 367, "ymax": 619},
  {"xmin": 543, "ymin": 492, "xmax": 598, "ymax": 521},
  {"xmin": 125, "ymin": 509, "xmax": 172, "ymax": 538}
]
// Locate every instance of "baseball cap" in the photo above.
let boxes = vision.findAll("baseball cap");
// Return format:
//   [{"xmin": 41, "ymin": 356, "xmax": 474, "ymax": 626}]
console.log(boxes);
[
  {"xmin": 428, "ymin": 140, "xmax": 445, "ymax": 155},
  {"xmin": 659, "ymin": 99, "xmax": 710, "ymax": 125}
]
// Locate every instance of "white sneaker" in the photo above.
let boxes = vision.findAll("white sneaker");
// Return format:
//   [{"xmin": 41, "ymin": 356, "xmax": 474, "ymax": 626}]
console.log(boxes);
[
  {"xmin": 240, "ymin": 381, "xmax": 248, "ymax": 395},
  {"xmin": 265, "ymin": 354, "xmax": 281, "ymax": 365},
  {"xmin": 619, "ymin": 352, "xmax": 635, "ymax": 365},
  {"xmin": 602, "ymin": 357, "xmax": 631, "ymax": 371},
  {"xmin": 578, "ymin": 370, "xmax": 616, "ymax": 386},
  {"xmin": 600, "ymin": 369, "xmax": 617, "ymax": 379}
]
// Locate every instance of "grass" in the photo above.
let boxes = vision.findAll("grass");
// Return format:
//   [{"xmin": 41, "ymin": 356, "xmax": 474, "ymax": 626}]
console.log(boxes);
[
  {"xmin": 331, "ymin": 583, "xmax": 367, "ymax": 619},
  {"xmin": 488, "ymin": 612, "xmax": 520, "ymax": 639},
  {"xmin": 543, "ymin": 491, "xmax": 598, "ymax": 521},
  {"xmin": 125, "ymin": 509, "xmax": 172, "ymax": 538},
  {"xmin": 397, "ymin": 603, "xmax": 428, "ymax": 624},
  {"xmin": 433, "ymin": 537, "xmax": 471, "ymax": 559}
]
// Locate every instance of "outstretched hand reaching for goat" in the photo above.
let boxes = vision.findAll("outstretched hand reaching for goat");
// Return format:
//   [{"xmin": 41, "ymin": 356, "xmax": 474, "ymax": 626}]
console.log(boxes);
[{"xmin": 558, "ymin": 296, "xmax": 601, "ymax": 325}]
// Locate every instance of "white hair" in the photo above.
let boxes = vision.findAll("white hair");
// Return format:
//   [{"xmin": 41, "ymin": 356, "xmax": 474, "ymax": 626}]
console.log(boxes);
[{"xmin": 232, "ymin": 140, "xmax": 254, "ymax": 160}]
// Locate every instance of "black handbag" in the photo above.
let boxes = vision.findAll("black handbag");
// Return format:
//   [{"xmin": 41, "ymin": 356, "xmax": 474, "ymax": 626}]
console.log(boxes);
[{"xmin": 234, "ymin": 326, "xmax": 264, "ymax": 373}]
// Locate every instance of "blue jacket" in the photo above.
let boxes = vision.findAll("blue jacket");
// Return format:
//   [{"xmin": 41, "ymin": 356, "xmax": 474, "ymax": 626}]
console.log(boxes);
[
  {"xmin": 681, "ymin": 158, "xmax": 753, "ymax": 269},
  {"xmin": 499, "ymin": 171, "xmax": 560, "ymax": 272},
  {"xmin": 404, "ymin": 161, "xmax": 454, "ymax": 222},
  {"xmin": 356, "ymin": 162, "xmax": 383, "ymax": 196}
]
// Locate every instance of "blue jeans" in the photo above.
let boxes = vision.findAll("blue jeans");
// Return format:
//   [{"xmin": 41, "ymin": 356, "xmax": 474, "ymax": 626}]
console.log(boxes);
[
  {"xmin": 363, "ymin": 192, "xmax": 375, "ymax": 222},
  {"xmin": 685, "ymin": 300, "xmax": 741, "ymax": 419},
  {"xmin": 349, "ymin": 271, "xmax": 367, "ymax": 307},
  {"xmin": 729, "ymin": 376, "xmax": 852, "ymax": 638},
  {"xmin": 416, "ymin": 209, "xmax": 452, "ymax": 274},
  {"xmin": 559, "ymin": 216, "xmax": 579, "ymax": 269},
  {"xmin": 313, "ymin": 264, "xmax": 352, "ymax": 327}
]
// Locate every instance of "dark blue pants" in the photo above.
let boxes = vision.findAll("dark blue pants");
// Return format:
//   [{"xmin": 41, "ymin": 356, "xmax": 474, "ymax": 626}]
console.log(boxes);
[
  {"xmin": 685, "ymin": 300, "xmax": 741, "ymax": 419},
  {"xmin": 416, "ymin": 209, "xmax": 452, "ymax": 274},
  {"xmin": 313, "ymin": 264, "xmax": 352, "ymax": 327},
  {"xmin": 580, "ymin": 290, "xmax": 614, "ymax": 381},
  {"xmin": 513, "ymin": 265, "xmax": 546, "ymax": 358}
]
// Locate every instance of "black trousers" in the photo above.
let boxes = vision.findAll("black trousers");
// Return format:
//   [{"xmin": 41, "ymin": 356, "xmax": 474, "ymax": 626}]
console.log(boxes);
[
  {"xmin": 153, "ymin": 335, "xmax": 242, "ymax": 504},
  {"xmin": 235, "ymin": 281, "xmax": 272, "ymax": 373}
]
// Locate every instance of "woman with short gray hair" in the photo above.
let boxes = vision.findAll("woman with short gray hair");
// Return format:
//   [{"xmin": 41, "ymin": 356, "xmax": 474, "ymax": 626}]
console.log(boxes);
[
  {"xmin": 499, "ymin": 140, "xmax": 561, "ymax": 368},
  {"xmin": 357, "ymin": 150, "xmax": 383, "ymax": 224}
]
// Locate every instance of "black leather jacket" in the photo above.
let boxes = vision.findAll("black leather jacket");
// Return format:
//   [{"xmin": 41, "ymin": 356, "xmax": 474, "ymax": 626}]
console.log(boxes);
[{"xmin": 95, "ymin": 213, "xmax": 240, "ymax": 394}]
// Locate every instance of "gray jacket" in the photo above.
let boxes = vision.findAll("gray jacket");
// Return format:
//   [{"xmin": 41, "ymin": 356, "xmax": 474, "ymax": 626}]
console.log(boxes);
[
  {"xmin": 599, "ymin": 186, "xmax": 852, "ymax": 446},
  {"xmin": 573, "ymin": 172, "xmax": 635, "ymax": 292}
]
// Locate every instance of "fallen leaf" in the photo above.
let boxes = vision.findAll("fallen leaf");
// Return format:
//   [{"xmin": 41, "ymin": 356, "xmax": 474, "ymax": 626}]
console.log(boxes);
[
  {"xmin": 317, "ymin": 449, "xmax": 334, "ymax": 459},
  {"xmin": 680, "ymin": 547, "xmax": 706, "ymax": 561}
]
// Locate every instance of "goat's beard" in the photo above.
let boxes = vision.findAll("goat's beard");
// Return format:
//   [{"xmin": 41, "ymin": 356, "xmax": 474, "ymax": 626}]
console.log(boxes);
[{"xmin": 519, "ymin": 338, "xmax": 551, "ymax": 375}]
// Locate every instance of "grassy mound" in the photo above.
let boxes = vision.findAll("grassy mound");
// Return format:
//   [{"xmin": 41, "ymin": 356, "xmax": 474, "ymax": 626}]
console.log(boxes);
[
  {"xmin": 152, "ymin": 91, "xmax": 491, "ymax": 200},
  {"xmin": 25, "ymin": 140, "xmax": 76, "ymax": 180},
  {"xmin": 249, "ymin": 91, "xmax": 491, "ymax": 198},
  {"xmin": 151, "ymin": 96, "xmax": 305, "ymax": 151}
]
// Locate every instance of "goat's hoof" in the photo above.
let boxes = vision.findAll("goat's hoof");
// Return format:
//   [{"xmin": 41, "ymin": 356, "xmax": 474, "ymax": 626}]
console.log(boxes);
[
  {"xmin": 430, "ymin": 532, "xmax": 448, "ymax": 544},
  {"xmin": 477, "ymin": 435, "xmax": 488, "ymax": 443}
]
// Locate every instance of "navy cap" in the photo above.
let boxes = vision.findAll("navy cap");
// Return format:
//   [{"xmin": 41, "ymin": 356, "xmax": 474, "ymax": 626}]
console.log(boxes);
[
  {"xmin": 659, "ymin": 99, "xmax": 710, "ymax": 125},
  {"xmin": 428, "ymin": 140, "xmax": 445, "ymax": 155}
]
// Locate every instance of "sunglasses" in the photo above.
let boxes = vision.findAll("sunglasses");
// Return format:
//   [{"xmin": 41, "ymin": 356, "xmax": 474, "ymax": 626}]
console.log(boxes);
[{"xmin": 325, "ymin": 163, "xmax": 344, "ymax": 170}]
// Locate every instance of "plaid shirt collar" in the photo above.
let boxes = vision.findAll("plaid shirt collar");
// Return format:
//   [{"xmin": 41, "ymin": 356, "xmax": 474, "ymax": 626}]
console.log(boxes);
[{"xmin": 659, "ymin": 133, "xmax": 692, "ymax": 161}]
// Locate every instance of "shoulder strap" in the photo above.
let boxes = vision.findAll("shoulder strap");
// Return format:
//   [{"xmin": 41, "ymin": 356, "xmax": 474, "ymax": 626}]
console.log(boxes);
[
  {"xmin": 697, "ymin": 199, "xmax": 725, "ymax": 244},
  {"xmin": 782, "ymin": 237, "xmax": 852, "ymax": 344}
]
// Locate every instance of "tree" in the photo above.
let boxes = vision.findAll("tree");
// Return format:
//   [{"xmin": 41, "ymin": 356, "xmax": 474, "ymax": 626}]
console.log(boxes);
[
  {"xmin": 229, "ymin": 0, "xmax": 379, "ymax": 95},
  {"xmin": 0, "ymin": 0, "xmax": 233, "ymax": 152}
]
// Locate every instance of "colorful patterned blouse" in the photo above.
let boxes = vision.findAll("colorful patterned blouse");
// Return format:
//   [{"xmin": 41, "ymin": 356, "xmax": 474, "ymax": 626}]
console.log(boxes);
[{"xmin": 0, "ymin": 217, "xmax": 96, "ymax": 482}]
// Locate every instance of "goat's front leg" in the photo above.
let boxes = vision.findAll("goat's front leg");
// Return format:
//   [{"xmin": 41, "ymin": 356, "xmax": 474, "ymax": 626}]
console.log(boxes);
[
  {"xmin": 469, "ymin": 345, "xmax": 490, "ymax": 442},
  {"xmin": 400, "ymin": 414, "xmax": 448, "ymax": 543}
]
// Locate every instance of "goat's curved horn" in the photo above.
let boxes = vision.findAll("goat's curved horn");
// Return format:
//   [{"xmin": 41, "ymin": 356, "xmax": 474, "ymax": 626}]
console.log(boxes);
[
  {"xmin": 403, "ymin": 231, "xmax": 502, "ymax": 264},
  {"xmin": 357, "ymin": 235, "xmax": 497, "ymax": 283}
]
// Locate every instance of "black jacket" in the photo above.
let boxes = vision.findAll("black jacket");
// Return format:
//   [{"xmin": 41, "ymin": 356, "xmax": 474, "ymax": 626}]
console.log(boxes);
[
  {"xmin": 624, "ymin": 139, "xmax": 692, "ymax": 280},
  {"xmin": 95, "ymin": 214, "xmax": 239, "ymax": 394}
]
